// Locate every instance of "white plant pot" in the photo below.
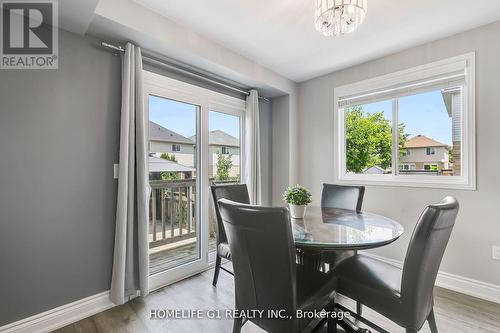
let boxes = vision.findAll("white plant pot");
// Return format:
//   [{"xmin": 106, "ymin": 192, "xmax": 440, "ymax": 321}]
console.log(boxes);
[{"xmin": 289, "ymin": 204, "xmax": 307, "ymax": 219}]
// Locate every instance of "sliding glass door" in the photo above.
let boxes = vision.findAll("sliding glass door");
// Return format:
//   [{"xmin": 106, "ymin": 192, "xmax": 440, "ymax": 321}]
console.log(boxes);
[
  {"xmin": 148, "ymin": 96, "xmax": 201, "ymax": 276},
  {"xmin": 208, "ymin": 110, "xmax": 242, "ymax": 254},
  {"xmin": 143, "ymin": 71, "xmax": 245, "ymax": 289}
]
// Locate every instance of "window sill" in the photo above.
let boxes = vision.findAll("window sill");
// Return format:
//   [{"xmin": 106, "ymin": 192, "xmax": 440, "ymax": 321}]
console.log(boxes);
[{"xmin": 336, "ymin": 174, "xmax": 476, "ymax": 190}]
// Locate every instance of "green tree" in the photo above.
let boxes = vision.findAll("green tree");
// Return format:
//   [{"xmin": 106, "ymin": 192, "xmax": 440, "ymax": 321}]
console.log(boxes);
[
  {"xmin": 160, "ymin": 152, "xmax": 177, "ymax": 162},
  {"xmin": 215, "ymin": 151, "xmax": 233, "ymax": 181},
  {"xmin": 345, "ymin": 106, "xmax": 408, "ymax": 173},
  {"xmin": 160, "ymin": 153, "xmax": 180, "ymax": 181}
]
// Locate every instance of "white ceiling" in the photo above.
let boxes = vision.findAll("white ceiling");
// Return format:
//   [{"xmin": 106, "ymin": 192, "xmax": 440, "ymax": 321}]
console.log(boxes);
[{"xmin": 134, "ymin": 0, "xmax": 500, "ymax": 82}]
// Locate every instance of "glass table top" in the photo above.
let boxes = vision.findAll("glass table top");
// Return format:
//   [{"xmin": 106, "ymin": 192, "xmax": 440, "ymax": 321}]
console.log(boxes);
[{"xmin": 292, "ymin": 206, "xmax": 404, "ymax": 250}]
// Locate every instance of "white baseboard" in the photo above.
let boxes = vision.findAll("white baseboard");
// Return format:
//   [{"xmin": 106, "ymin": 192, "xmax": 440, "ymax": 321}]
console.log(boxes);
[
  {"xmin": 362, "ymin": 252, "xmax": 500, "ymax": 305},
  {"xmin": 0, "ymin": 291, "xmax": 115, "ymax": 333}
]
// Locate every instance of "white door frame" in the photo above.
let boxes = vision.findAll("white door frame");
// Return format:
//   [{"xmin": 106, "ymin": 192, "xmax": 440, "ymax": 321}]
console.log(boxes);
[{"xmin": 143, "ymin": 71, "xmax": 245, "ymax": 291}]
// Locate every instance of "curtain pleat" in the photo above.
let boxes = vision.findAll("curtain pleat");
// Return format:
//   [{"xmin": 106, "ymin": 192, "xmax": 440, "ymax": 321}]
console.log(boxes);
[{"xmin": 110, "ymin": 43, "xmax": 149, "ymax": 305}]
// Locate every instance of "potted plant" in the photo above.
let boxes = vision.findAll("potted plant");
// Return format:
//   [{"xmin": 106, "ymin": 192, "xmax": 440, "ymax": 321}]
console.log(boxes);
[{"xmin": 283, "ymin": 185, "xmax": 312, "ymax": 219}]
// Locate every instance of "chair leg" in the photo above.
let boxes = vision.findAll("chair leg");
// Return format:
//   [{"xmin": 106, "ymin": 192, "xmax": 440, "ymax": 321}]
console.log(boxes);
[
  {"xmin": 212, "ymin": 255, "xmax": 222, "ymax": 287},
  {"xmin": 232, "ymin": 317, "xmax": 243, "ymax": 333},
  {"xmin": 356, "ymin": 302, "xmax": 362, "ymax": 315},
  {"xmin": 326, "ymin": 302, "xmax": 337, "ymax": 333},
  {"xmin": 427, "ymin": 308, "xmax": 438, "ymax": 333}
]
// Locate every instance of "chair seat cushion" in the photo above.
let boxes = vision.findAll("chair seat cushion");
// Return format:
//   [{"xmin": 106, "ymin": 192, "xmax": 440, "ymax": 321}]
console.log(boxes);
[
  {"xmin": 334, "ymin": 254, "xmax": 404, "ymax": 320},
  {"xmin": 217, "ymin": 242, "xmax": 231, "ymax": 260}
]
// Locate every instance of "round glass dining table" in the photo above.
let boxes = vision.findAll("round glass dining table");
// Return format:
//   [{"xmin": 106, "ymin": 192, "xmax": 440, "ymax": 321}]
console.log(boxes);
[{"xmin": 292, "ymin": 206, "xmax": 404, "ymax": 250}]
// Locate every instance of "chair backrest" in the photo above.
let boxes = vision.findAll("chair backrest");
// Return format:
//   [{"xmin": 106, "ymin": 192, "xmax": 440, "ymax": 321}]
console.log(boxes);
[
  {"xmin": 211, "ymin": 184, "xmax": 250, "ymax": 244},
  {"xmin": 321, "ymin": 184, "xmax": 365, "ymax": 211},
  {"xmin": 401, "ymin": 196, "xmax": 459, "ymax": 327},
  {"xmin": 218, "ymin": 199, "xmax": 298, "ymax": 333}
]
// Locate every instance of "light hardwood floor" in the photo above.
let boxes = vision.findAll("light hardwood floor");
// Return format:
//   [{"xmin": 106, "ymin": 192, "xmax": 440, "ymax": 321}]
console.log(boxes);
[{"xmin": 55, "ymin": 264, "xmax": 500, "ymax": 333}]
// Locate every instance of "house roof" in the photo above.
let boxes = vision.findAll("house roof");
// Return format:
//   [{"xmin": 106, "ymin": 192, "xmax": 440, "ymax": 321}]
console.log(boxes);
[
  {"xmin": 363, "ymin": 165, "xmax": 386, "ymax": 174},
  {"xmin": 148, "ymin": 156, "xmax": 194, "ymax": 172},
  {"xmin": 149, "ymin": 121, "xmax": 194, "ymax": 145},
  {"xmin": 404, "ymin": 135, "xmax": 448, "ymax": 148},
  {"xmin": 190, "ymin": 130, "xmax": 239, "ymax": 147}
]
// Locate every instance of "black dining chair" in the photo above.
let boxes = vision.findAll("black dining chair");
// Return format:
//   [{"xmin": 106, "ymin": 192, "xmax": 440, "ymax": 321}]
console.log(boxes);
[
  {"xmin": 321, "ymin": 183, "xmax": 365, "ymax": 313},
  {"xmin": 333, "ymin": 196, "xmax": 459, "ymax": 333},
  {"xmin": 210, "ymin": 184, "xmax": 250, "ymax": 287},
  {"xmin": 218, "ymin": 199, "xmax": 338, "ymax": 333},
  {"xmin": 321, "ymin": 183, "xmax": 365, "ymax": 212}
]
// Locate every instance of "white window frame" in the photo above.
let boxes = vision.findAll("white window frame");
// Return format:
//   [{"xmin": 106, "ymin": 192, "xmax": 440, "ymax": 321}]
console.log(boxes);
[
  {"xmin": 172, "ymin": 144, "xmax": 181, "ymax": 152},
  {"xmin": 143, "ymin": 71, "xmax": 246, "ymax": 290},
  {"xmin": 333, "ymin": 53, "xmax": 476, "ymax": 190},
  {"xmin": 221, "ymin": 146, "xmax": 230, "ymax": 155}
]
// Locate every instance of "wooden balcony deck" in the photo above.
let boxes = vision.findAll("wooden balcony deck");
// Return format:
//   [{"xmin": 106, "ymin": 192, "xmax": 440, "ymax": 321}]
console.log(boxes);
[{"xmin": 149, "ymin": 236, "xmax": 217, "ymax": 275}]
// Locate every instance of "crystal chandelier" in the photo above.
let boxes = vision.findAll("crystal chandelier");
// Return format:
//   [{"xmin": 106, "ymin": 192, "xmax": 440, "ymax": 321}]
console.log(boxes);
[{"xmin": 315, "ymin": 0, "xmax": 367, "ymax": 37}]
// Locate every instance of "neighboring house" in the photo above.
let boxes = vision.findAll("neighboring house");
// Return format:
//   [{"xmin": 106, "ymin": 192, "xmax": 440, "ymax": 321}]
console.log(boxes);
[
  {"xmin": 149, "ymin": 121, "xmax": 195, "ymax": 167},
  {"xmin": 191, "ymin": 130, "xmax": 241, "ymax": 178},
  {"xmin": 400, "ymin": 135, "xmax": 450, "ymax": 173},
  {"xmin": 149, "ymin": 121, "xmax": 240, "ymax": 178}
]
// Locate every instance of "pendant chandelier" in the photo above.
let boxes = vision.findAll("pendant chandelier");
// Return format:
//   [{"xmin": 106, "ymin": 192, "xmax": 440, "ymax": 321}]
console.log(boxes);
[{"xmin": 314, "ymin": 0, "xmax": 367, "ymax": 37}]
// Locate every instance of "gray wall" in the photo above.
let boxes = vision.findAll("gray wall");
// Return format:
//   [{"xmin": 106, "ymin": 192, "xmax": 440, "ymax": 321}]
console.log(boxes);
[
  {"xmin": 297, "ymin": 21, "xmax": 500, "ymax": 286},
  {"xmin": 0, "ymin": 30, "xmax": 121, "ymax": 325},
  {"xmin": 271, "ymin": 95, "xmax": 290, "ymax": 205}
]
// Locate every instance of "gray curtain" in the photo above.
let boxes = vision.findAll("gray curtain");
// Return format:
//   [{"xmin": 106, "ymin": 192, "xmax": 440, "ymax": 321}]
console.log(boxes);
[
  {"xmin": 244, "ymin": 90, "xmax": 262, "ymax": 204},
  {"xmin": 110, "ymin": 43, "xmax": 149, "ymax": 305}
]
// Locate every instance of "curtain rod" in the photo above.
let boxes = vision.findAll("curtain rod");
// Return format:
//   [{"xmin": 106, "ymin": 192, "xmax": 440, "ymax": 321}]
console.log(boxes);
[{"xmin": 101, "ymin": 42, "xmax": 270, "ymax": 102}]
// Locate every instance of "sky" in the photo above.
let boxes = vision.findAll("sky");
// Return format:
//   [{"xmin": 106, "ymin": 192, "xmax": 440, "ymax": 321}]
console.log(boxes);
[
  {"xmin": 362, "ymin": 90, "xmax": 453, "ymax": 145},
  {"xmin": 149, "ymin": 95, "xmax": 240, "ymax": 139}
]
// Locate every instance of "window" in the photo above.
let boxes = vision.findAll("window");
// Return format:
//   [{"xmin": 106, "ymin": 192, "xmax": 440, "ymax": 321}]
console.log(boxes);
[
  {"xmin": 221, "ymin": 146, "xmax": 230, "ymax": 155},
  {"xmin": 424, "ymin": 164, "xmax": 438, "ymax": 171},
  {"xmin": 334, "ymin": 53, "xmax": 476, "ymax": 189},
  {"xmin": 401, "ymin": 163, "xmax": 416, "ymax": 171},
  {"xmin": 172, "ymin": 144, "xmax": 181, "ymax": 152}
]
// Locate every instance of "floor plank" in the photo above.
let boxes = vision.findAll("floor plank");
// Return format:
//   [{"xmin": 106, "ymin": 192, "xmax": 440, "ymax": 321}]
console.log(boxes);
[{"xmin": 55, "ymin": 265, "xmax": 500, "ymax": 333}]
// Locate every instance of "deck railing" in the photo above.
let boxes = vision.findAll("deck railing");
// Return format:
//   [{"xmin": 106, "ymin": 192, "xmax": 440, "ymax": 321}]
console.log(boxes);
[
  {"xmin": 149, "ymin": 179, "xmax": 196, "ymax": 249},
  {"xmin": 148, "ymin": 178, "xmax": 239, "ymax": 250}
]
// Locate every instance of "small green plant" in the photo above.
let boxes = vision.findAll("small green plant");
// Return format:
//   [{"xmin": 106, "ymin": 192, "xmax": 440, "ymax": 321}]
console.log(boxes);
[
  {"xmin": 160, "ymin": 153, "xmax": 180, "ymax": 181},
  {"xmin": 283, "ymin": 185, "xmax": 312, "ymax": 206}
]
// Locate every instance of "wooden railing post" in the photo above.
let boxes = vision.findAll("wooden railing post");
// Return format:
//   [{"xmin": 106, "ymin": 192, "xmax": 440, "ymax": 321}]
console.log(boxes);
[
  {"xmin": 178, "ymin": 187, "xmax": 183, "ymax": 236},
  {"xmin": 151, "ymin": 188, "xmax": 157, "ymax": 242},
  {"xmin": 161, "ymin": 188, "xmax": 166, "ymax": 240},
  {"xmin": 170, "ymin": 188, "xmax": 174, "ymax": 238},
  {"xmin": 187, "ymin": 186, "xmax": 192, "ymax": 233}
]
